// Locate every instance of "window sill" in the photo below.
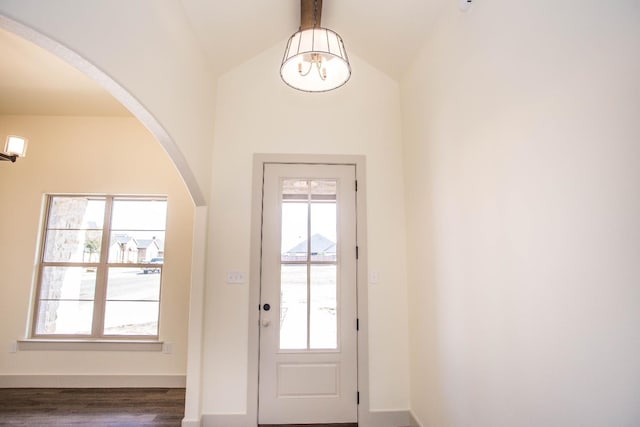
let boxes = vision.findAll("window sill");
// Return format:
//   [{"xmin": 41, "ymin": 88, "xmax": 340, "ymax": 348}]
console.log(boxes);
[{"xmin": 17, "ymin": 339, "xmax": 164, "ymax": 352}]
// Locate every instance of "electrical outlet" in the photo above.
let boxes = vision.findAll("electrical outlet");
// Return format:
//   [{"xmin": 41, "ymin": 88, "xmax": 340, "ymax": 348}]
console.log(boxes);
[
  {"xmin": 369, "ymin": 271, "xmax": 380, "ymax": 285},
  {"xmin": 226, "ymin": 271, "xmax": 246, "ymax": 284},
  {"xmin": 162, "ymin": 342, "xmax": 173, "ymax": 354}
]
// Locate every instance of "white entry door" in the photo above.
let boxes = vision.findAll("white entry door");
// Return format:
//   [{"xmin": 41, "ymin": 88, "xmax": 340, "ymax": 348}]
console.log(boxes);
[{"xmin": 258, "ymin": 163, "xmax": 358, "ymax": 425}]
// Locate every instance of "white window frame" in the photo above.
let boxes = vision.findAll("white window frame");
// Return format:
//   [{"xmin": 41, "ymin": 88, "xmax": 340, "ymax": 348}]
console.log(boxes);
[{"xmin": 31, "ymin": 194, "xmax": 167, "ymax": 340}]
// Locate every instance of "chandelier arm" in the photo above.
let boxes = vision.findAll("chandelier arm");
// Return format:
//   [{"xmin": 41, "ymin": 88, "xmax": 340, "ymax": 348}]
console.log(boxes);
[
  {"xmin": 299, "ymin": 61, "xmax": 314, "ymax": 77},
  {"xmin": 315, "ymin": 61, "xmax": 326, "ymax": 81}
]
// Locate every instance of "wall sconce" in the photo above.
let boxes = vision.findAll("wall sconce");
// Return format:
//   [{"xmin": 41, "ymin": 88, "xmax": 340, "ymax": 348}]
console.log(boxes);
[{"xmin": 1, "ymin": 135, "xmax": 28, "ymax": 163}]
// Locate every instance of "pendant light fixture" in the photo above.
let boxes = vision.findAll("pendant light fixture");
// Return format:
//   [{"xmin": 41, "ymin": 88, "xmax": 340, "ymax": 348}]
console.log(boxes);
[{"xmin": 280, "ymin": 0, "xmax": 351, "ymax": 92}]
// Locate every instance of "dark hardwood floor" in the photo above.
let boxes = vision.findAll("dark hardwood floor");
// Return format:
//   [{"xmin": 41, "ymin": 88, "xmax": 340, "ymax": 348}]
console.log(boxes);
[{"xmin": 0, "ymin": 388, "xmax": 185, "ymax": 426}]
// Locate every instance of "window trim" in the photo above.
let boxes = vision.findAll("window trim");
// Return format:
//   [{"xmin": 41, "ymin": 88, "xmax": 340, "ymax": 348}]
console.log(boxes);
[
  {"xmin": 17, "ymin": 339, "xmax": 164, "ymax": 352},
  {"xmin": 32, "ymin": 194, "xmax": 167, "ymax": 340}
]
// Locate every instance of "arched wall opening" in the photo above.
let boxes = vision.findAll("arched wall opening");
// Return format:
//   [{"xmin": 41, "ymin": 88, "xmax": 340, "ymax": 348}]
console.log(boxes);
[{"xmin": 0, "ymin": 15, "xmax": 207, "ymax": 422}]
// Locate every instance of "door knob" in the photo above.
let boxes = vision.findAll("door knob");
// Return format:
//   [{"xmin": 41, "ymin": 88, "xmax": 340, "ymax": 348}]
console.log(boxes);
[
  {"xmin": 263, "ymin": 303, "xmax": 271, "ymax": 311},
  {"xmin": 262, "ymin": 319, "xmax": 271, "ymax": 327}
]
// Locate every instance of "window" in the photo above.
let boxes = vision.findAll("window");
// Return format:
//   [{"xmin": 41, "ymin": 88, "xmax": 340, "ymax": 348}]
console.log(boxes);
[{"xmin": 33, "ymin": 195, "xmax": 167, "ymax": 339}]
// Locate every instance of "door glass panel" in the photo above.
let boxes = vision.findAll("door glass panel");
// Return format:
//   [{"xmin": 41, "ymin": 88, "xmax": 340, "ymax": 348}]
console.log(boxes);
[
  {"xmin": 310, "ymin": 180, "xmax": 337, "ymax": 196},
  {"xmin": 280, "ymin": 264, "xmax": 308, "ymax": 349},
  {"xmin": 279, "ymin": 178, "xmax": 339, "ymax": 351},
  {"xmin": 281, "ymin": 201, "xmax": 308, "ymax": 262},
  {"xmin": 282, "ymin": 179, "xmax": 309, "ymax": 199},
  {"xmin": 310, "ymin": 264, "xmax": 337, "ymax": 349},
  {"xmin": 310, "ymin": 202, "xmax": 336, "ymax": 262}
]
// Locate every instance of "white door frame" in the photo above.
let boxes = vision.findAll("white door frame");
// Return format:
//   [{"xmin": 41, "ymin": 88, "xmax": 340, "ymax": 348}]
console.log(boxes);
[{"xmin": 247, "ymin": 154, "xmax": 371, "ymax": 426}]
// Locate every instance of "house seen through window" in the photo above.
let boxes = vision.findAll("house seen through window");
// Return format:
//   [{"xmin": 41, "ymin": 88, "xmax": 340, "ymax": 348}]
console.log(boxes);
[{"xmin": 34, "ymin": 195, "xmax": 167, "ymax": 338}]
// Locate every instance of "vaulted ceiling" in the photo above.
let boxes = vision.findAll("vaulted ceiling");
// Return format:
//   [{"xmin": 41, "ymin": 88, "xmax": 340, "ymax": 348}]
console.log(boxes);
[
  {"xmin": 0, "ymin": 0, "xmax": 445, "ymax": 116},
  {"xmin": 180, "ymin": 0, "xmax": 444, "ymax": 79}
]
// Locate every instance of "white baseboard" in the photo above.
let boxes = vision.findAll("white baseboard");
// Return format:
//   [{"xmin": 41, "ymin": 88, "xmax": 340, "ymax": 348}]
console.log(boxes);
[
  {"xmin": 367, "ymin": 410, "xmax": 411, "ymax": 427},
  {"xmin": 409, "ymin": 410, "xmax": 425, "ymax": 427},
  {"xmin": 0, "ymin": 374, "xmax": 186, "ymax": 388},
  {"xmin": 181, "ymin": 418, "xmax": 202, "ymax": 427},
  {"xmin": 201, "ymin": 410, "xmax": 409, "ymax": 427},
  {"xmin": 202, "ymin": 414, "xmax": 252, "ymax": 427}
]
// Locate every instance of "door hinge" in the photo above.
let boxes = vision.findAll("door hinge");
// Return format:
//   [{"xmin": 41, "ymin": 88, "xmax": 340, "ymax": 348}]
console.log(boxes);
[
  {"xmin": 357, "ymin": 391, "xmax": 360, "ymax": 405},
  {"xmin": 355, "ymin": 180, "xmax": 358, "ymax": 192},
  {"xmin": 356, "ymin": 246, "xmax": 359, "ymax": 259},
  {"xmin": 356, "ymin": 318, "xmax": 360, "ymax": 331}
]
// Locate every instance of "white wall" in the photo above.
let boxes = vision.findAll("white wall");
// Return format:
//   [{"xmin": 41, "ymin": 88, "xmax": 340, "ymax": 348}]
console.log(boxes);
[
  {"xmin": 402, "ymin": 1, "xmax": 640, "ymax": 426},
  {"xmin": 201, "ymin": 43, "xmax": 410, "ymax": 415},
  {"xmin": 0, "ymin": 0, "xmax": 216, "ymax": 205},
  {"xmin": 0, "ymin": 116, "xmax": 194, "ymax": 381}
]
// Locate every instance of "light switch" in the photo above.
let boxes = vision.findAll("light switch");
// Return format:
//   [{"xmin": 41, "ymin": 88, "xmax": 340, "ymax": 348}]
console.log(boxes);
[
  {"xmin": 226, "ymin": 271, "xmax": 246, "ymax": 284},
  {"xmin": 459, "ymin": 0, "xmax": 473, "ymax": 11}
]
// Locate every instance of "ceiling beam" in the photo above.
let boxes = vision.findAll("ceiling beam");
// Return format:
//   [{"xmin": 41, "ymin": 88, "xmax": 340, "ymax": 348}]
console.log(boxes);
[{"xmin": 300, "ymin": 0, "xmax": 322, "ymax": 30}]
